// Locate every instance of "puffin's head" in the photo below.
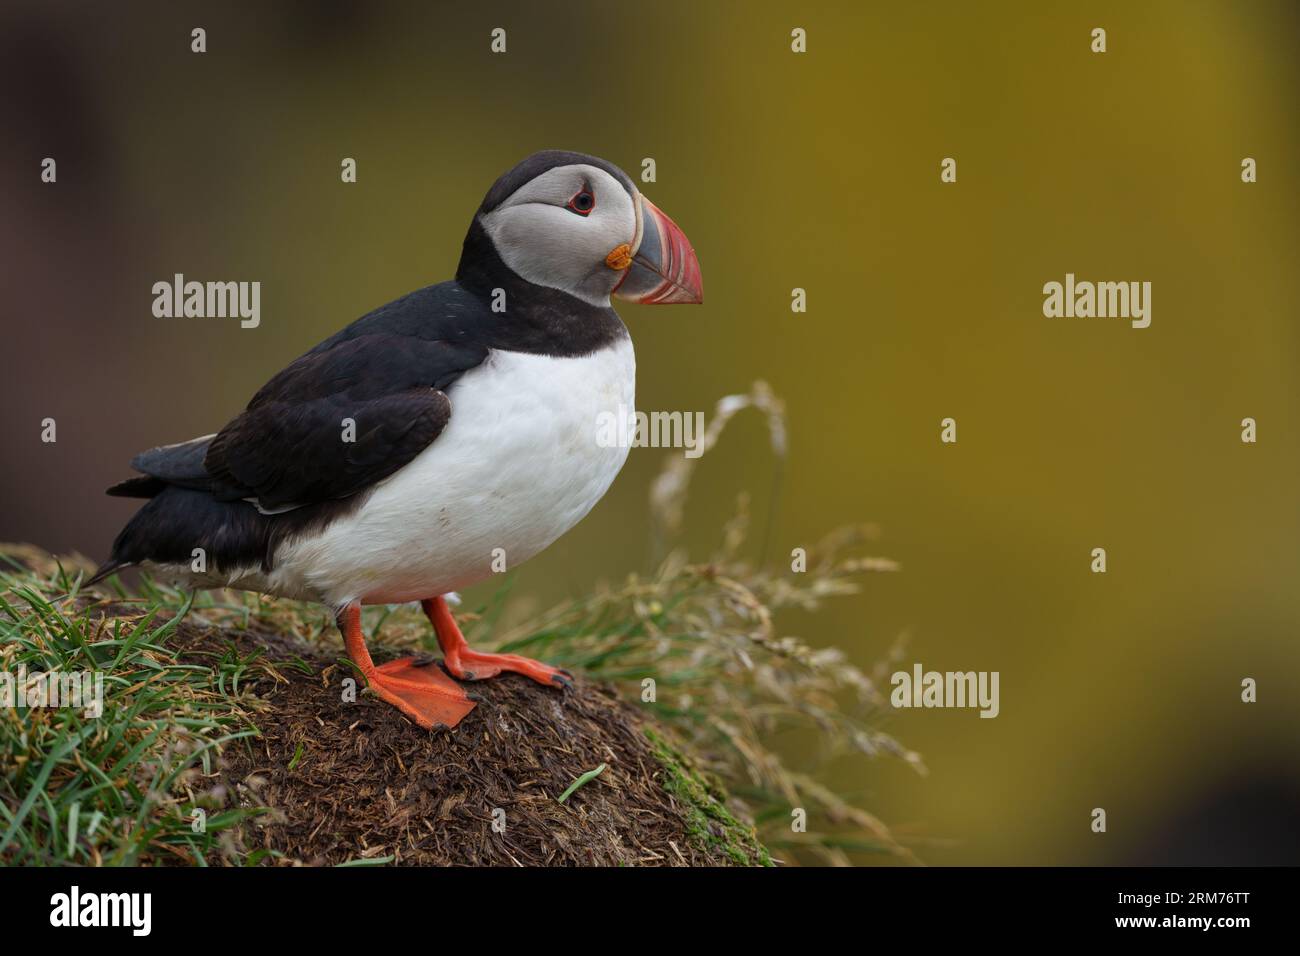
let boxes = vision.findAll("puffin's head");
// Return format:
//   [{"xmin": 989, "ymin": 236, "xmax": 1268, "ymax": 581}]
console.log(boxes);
[{"xmin": 468, "ymin": 150, "xmax": 702, "ymax": 308}]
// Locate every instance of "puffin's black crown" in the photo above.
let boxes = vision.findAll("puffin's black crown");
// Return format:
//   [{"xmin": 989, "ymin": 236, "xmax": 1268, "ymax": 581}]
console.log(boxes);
[{"xmin": 476, "ymin": 150, "xmax": 636, "ymax": 215}]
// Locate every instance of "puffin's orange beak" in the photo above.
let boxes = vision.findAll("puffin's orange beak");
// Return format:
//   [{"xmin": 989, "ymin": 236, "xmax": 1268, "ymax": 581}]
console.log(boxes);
[{"xmin": 611, "ymin": 194, "xmax": 703, "ymax": 305}]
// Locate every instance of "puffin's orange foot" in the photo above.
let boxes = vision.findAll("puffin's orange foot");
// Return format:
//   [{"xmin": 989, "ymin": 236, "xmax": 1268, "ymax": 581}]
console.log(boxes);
[
  {"xmin": 443, "ymin": 648, "xmax": 573, "ymax": 688},
  {"xmin": 365, "ymin": 657, "xmax": 476, "ymax": 730},
  {"xmin": 423, "ymin": 595, "xmax": 572, "ymax": 689}
]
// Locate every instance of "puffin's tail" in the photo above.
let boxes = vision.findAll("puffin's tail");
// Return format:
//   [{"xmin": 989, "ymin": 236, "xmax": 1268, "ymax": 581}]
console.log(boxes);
[
  {"xmin": 105, "ymin": 475, "xmax": 166, "ymax": 498},
  {"xmin": 84, "ymin": 559, "xmax": 130, "ymax": 588},
  {"xmin": 89, "ymin": 436, "xmax": 217, "ymax": 585},
  {"xmin": 87, "ymin": 482, "xmax": 143, "ymax": 588},
  {"xmin": 33, "ymin": 559, "xmax": 129, "ymax": 605}
]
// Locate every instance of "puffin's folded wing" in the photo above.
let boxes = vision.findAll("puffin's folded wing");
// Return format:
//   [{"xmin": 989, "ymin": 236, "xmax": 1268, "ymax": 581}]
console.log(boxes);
[{"xmin": 203, "ymin": 333, "xmax": 488, "ymax": 512}]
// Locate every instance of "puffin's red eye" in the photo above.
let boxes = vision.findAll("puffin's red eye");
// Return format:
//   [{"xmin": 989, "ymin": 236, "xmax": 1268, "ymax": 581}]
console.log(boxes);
[{"xmin": 567, "ymin": 189, "xmax": 595, "ymax": 216}]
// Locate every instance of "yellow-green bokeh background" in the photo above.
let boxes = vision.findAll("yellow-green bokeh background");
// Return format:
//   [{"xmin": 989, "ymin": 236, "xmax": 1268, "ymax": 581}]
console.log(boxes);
[{"xmin": 3, "ymin": 1, "xmax": 1297, "ymax": 864}]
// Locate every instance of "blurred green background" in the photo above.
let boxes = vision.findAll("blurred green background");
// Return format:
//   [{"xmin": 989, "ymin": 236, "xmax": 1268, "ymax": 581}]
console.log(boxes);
[{"xmin": 2, "ymin": 0, "xmax": 1297, "ymax": 864}]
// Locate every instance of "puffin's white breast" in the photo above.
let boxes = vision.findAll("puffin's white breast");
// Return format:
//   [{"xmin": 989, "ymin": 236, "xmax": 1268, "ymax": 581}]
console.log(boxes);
[{"xmin": 267, "ymin": 336, "xmax": 635, "ymax": 606}]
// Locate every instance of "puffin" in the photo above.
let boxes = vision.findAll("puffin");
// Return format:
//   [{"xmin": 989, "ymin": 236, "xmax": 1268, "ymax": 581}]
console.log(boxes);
[{"xmin": 89, "ymin": 150, "xmax": 703, "ymax": 731}]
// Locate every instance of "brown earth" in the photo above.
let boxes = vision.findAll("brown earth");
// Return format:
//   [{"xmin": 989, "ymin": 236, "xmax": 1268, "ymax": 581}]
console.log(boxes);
[{"xmin": 168, "ymin": 619, "xmax": 752, "ymax": 866}]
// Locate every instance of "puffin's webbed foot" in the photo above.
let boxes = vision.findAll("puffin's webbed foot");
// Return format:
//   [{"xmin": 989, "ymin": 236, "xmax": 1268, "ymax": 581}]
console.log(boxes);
[
  {"xmin": 337, "ymin": 603, "xmax": 475, "ymax": 730},
  {"xmin": 422, "ymin": 596, "xmax": 573, "ymax": 689},
  {"xmin": 369, "ymin": 656, "xmax": 477, "ymax": 729}
]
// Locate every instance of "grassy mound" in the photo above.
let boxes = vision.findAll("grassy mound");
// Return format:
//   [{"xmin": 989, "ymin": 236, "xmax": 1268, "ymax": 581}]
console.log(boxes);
[
  {"xmin": 178, "ymin": 607, "xmax": 767, "ymax": 866},
  {"xmin": 0, "ymin": 528, "xmax": 914, "ymax": 866},
  {"xmin": 0, "ymin": 385, "xmax": 923, "ymax": 866},
  {"xmin": 0, "ymin": 547, "xmax": 770, "ymax": 865}
]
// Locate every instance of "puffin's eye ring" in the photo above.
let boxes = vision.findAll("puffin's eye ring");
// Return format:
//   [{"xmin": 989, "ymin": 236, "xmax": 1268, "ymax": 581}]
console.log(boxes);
[{"xmin": 567, "ymin": 189, "xmax": 595, "ymax": 216}]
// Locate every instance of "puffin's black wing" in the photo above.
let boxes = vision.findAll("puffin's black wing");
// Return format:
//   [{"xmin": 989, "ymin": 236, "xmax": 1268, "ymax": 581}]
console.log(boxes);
[
  {"xmin": 112, "ymin": 282, "xmax": 494, "ymax": 511},
  {"xmin": 204, "ymin": 333, "xmax": 486, "ymax": 510}
]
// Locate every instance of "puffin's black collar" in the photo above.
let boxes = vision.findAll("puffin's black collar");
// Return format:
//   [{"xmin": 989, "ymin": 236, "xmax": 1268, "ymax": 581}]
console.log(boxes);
[{"xmin": 455, "ymin": 218, "xmax": 627, "ymax": 358}]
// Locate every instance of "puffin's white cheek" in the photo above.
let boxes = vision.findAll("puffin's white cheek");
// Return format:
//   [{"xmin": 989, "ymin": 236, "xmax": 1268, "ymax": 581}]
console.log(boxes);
[
  {"xmin": 481, "ymin": 194, "xmax": 638, "ymax": 306},
  {"xmin": 587, "ymin": 208, "xmax": 635, "ymax": 252},
  {"xmin": 486, "ymin": 207, "xmax": 581, "ymax": 283}
]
